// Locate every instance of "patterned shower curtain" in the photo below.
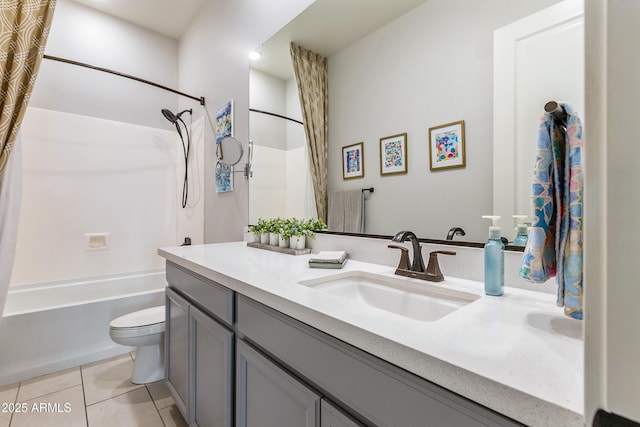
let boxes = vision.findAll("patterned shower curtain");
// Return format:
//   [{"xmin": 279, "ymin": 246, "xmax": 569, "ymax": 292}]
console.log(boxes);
[
  {"xmin": 290, "ymin": 43, "xmax": 328, "ymax": 222},
  {"xmin": 0, "ymin": 0, "xmax": 56, "ymax": 317}
]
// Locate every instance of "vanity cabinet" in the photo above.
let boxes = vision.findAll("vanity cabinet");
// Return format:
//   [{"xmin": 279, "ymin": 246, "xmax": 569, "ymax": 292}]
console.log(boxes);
[
  {"xmin": 236, "ymin": 338, "xmax": 321, "ymax": 427},
  {"xmin": 190, "ymin": 306, "xmax": 233, "ymax": 427},
  {"xmin": 165, "ymin": 263, "xmax": 234, "ymax": 427},
  {"xmin": 165, "ymin": 261, "xmax": 521, "ymax": 427},
  {"xmin": 236, "ymin": 295, "xmax": 521, "ymax": 427},
  {"xmin": 165, "ymin": 287, "xmax": 189, "ymax": 417}
]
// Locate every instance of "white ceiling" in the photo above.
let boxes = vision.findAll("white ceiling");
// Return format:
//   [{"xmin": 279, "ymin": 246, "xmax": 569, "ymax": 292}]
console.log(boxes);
[
  {"xmin": 69, "ymin": 0, "xmax": 427, "ymax": 77},
  {"xmin": 251, "ymin": 0, "xmax": 428, "ymax": 81},
  {"xmin": 69, "ymin": 0, "xmax": 208, "ymax": 39}
]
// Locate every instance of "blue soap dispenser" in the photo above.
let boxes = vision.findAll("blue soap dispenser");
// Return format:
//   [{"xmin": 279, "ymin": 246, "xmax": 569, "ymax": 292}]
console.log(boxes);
[
  {"xmin": 512, "ymin": 215, "xmax": 529, "ymax": 247},
  {"xmin": 482, "ymin": 215, "xmax": 504, "ymax": 296}
]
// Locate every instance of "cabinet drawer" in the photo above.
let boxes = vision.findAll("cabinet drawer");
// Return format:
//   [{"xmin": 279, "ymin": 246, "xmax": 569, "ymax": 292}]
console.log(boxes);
[
  {"xmin": 166, "ymin": 262, "xmax": 234, "ymax": 326},
  {"xmin": 237, "ymin": 295, "xmax": 521, "ymax": 427}
]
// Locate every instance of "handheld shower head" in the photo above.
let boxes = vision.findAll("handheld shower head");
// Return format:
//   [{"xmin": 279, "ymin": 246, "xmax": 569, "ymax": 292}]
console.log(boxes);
[
  {"xmin": 161, "ymin": 108, "xmax": 192, "ymax": 124},
  {"xmin": 161, "ymin": 107, "xmax": 193, "ymax": 209},
  {"xmin": 161, "ymin": 108, "xmax": 178, "ymax": 123}
]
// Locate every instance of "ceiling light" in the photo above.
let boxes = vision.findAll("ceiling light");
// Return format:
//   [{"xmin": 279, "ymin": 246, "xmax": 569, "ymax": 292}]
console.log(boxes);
[{"xmin": 248, "ymin": 50, "xmax": 262, "ymax": 60}]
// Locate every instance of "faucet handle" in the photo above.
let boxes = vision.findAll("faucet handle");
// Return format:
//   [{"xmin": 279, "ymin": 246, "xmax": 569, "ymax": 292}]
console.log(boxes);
[
  {"xmin": 387, "ymin": 245, "xmax": 411, "ymax": 271},
  {"xmin": 426, "ymin": 251, "xmax": 456, "ymax": 282}
]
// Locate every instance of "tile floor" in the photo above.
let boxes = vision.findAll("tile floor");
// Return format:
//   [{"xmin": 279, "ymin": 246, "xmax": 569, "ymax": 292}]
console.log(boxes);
[{"xmin": 0, "ymin": 353, "xmax": 187, "ymax": 427}]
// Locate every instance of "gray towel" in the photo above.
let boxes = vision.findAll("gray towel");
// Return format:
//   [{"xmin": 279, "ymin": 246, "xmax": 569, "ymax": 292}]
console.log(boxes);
[{"xmin": 328, "ymin": 189, "xmax": 364, "ymax": 233}]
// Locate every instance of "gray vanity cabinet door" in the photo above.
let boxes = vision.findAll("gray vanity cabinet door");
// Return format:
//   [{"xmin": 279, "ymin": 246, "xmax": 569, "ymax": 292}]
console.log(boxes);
[
  {"xmin": 236, "ymin": 339, "xmax": 321, "ymax": 427},
  {"xmin": 189, "ymin": 305, "xmax": 233, "ymax": 427},
  {"xmin": 165, "ymin": 287, "xmax": 189, "ymax": 419},
  {"xmin": 321, "ymin": 399, "xmax": 365, "ymax": 427}
]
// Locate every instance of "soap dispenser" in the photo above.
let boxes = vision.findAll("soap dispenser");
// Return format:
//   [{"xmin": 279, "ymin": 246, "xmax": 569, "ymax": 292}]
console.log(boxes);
[
  {"xmin": 482, "ymin": 215, "xmax": 504, "ymax": 296},
  {"xmin": 512, "ymin": 215, "xmax": 529, "ymax": 247}
]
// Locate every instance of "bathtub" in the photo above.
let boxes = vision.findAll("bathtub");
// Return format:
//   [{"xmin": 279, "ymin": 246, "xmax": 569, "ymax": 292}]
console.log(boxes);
[{"xmin": 0, "ymin": 270, "xmax": 166, "ymax": 386}]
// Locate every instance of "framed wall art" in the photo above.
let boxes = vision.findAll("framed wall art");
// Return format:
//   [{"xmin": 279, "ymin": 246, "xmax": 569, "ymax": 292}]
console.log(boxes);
[
  {"xmin": 215, "ymin": 161, "xmax": 234, "ymax": 193},
  {"xmin": 429, "ymin": 120, "xmax": 466, "ymax": 171},
  {"xmin": 215, "ymin": 99, "xmax": 234, "ymax": 144},
  {"xmin": 379, "ymin": 133, "xmax": 407, "ymax": 176},
  {"xmin": 342, "ymin": 142, "xmax": 365, "ymax": 179}
]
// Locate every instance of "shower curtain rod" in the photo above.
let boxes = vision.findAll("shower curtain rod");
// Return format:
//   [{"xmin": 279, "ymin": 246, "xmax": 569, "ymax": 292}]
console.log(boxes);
[
  {"xmin": 250, "ymin": 108, "xmax": 303, "ymax": 125},
  {"xmin": 43, "ymin": 54, "xmax": 206, "ymax": 106}
]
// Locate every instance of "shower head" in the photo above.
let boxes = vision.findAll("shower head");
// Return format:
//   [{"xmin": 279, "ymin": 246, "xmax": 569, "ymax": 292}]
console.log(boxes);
[
  {"xmin": 161, "ymin": 108, "xmax": 192, "ymax": 125},
  {"xmin": 161, "ymin": 108, "xmax": 177, "ymax": 123}
]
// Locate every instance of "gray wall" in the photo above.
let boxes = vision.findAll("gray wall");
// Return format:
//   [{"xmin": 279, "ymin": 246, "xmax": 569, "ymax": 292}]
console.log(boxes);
[
  {"xmin": 178, "ymin": 0, "xmax": 315, "ymax": 243},
  {"xmin": 327, "ymin": 0, "xmax": 560, "ymax": 242}
]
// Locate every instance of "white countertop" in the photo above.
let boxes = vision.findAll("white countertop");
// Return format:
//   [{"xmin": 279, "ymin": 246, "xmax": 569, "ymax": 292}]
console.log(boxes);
[{"xmin": 159, "ymin": 242, "xmax": 583, "ymax": 427}]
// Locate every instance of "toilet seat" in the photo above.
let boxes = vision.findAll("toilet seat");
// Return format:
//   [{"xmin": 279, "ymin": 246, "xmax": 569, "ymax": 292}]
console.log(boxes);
[{"xmin": 109, "ymin": 305, "xmax": 165, "ymax": 338}]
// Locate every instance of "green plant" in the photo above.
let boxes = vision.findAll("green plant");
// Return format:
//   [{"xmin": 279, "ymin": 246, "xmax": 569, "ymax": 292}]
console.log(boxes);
[
  {"xmin": 303, "ymin": 218, "xmax": 327, "ymax": 239},
  {"xmin": 278, "ymin": 218, "xmax": 294, "ymax": 240},
  {"xmin": 285, "ymin": 218, "xmax": 305, "ymax": 238},
  {"xmin": 248, "ymin": 218, "xmax": 268, "ymax": 235}
]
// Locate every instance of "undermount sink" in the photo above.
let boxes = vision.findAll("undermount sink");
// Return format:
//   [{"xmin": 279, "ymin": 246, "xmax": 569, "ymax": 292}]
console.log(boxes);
[{"xmin": 299, "ymin": 271, "xmax": 480, "ymax": 322}]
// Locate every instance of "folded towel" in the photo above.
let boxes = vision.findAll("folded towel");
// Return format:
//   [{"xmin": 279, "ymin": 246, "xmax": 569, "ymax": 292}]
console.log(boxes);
[
  {"xmin": 519, "ymin": 103, "xmax": 584, "ymax": 320},
  {"xmin": 328, "ymin": 189, "xmax": 364, "ymax": 233},
  {"xmin": 309, "ymin": 251, "xmax": 347, "ymax": 264}
]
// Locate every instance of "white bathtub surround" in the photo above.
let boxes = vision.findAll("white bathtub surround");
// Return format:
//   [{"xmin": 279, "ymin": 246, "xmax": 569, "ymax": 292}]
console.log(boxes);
[
  {"xmin": 11, "ymin": 108, "xmax": 205, "ymax": 285},
  {"xmin": 159, "ymin": 242, "xmax": 583, "ymax": 426},
  {"xmin": 0, "ymin": 270, "xmax": 166, "ymax": 387},
  {"xmin": 0, "ymin": 135, "xmax": 22, "ymax": 319}
]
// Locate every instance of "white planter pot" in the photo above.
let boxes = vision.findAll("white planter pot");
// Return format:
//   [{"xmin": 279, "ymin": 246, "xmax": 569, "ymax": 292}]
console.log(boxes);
[
  {"xmin": 278, "ymin": 234, "xmax": 289, "ymax": 248},
  {"xmin": 269, "ymin": 232, "xmax": 279, "ymax": 246},
  {"xmin": 289, "ymin": 235, "xmax": 306, "ymax": 250},
  {"xmin": 260, "ymin": 233, "xmax": 269, "ymax": 244},
  {"xmin": 251, "ymin": 234, "xmax": 261, "ymax": 243}
]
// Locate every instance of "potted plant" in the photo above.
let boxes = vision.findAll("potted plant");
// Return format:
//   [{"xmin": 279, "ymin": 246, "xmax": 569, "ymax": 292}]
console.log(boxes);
[
  {"xmin": 268, "ymin": 218, "xmax": 281, "ymax": 246},
  {"xmin": 305, "ymin": 218, "xmax": 327, "ymax": 240},
  {"xmin": 278, "ymin": 218, "xmax": 292, "ymax": 248},
  {"xmin": 253, "ymin": 218, "xmax": 269, "ymax": 244},
  {"xmin": 288, "ymin": 218, "xmax": 306, "ymax": 250},
  {"xmin": 247, "ymin": 221, "xmax": 263, "ymax": 243}
]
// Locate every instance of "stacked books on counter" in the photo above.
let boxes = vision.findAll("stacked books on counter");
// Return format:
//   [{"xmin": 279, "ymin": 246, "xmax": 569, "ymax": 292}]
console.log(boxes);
[{"xmin": 308, "ymin": 251, "xmax": 348, "ymax": 269}]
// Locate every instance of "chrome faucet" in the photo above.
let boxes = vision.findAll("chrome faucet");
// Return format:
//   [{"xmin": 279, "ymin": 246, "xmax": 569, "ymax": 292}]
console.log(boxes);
[
  {"xmin": 446, "ymin": 227, "xmax": 466, "ymax": 240},
  {"xmin": 388, "ymin": 231, "xmax": 456, "ymax": 282},
  {"xmin": 391, "ymin": 231, "xmax": 425, "ymax": 272}
]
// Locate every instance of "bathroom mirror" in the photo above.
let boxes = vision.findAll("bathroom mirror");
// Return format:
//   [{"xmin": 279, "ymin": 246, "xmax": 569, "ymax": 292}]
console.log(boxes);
[
  {"xmin": 249, "ymin": 0, "xmax": 566, "ymax": 245},
  {"xmin": 217, "ymin": 136, "xmax": 244, "ymax": 166}
]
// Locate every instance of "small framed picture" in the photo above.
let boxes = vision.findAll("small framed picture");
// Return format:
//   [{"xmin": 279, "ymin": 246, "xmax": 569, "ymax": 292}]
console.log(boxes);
[
  {"xmin": 429, "ymin": 120, "xmax": 466, "ymax": 171},
  {"xmin": 215, "ymin": 161, "xmax": 234, "ymax": 193},
  {"xmin": 215, "ymin": 99, "xmax": 234, "ymax": 144},
  {"xmin": 379, "ymin": 133, "xmax": 408, "ymax": 175},
  {"xmin": 342, "ymin": 142, "xmax": 365, "ymax": 179}
]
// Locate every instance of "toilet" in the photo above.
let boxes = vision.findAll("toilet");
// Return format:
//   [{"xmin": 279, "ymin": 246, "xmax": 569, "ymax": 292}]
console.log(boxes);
[{"xmin": 109, "ymin": 305, "xmax": 165, "ymax": 384}]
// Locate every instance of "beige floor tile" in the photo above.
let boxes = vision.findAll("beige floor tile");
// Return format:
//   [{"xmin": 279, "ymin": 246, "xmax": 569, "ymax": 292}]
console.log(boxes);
[
  {"xmin": 145, "ymin": 381, "xmax": 174, "ymax": 410},
  {"xmin": 158, "ymin": 404, "xmax": 188, "ymax": 427},
  {"xmin": 10, "ymin": 384, "xmax": 86, "ymax": 427},
  {"xmin": 0, "ymin": 383, "xmax": 19, "ymax": 427},
  {"xmin": 81, "ymin": 353, "xmax": 143, "ymax": 406},
  {"xmin": 17, "ymin": 367, "xmax": 81, "ymax": 402},
  {"xmin": 86, "ymin": 387, "xmax": 163, "ymax": 427}
]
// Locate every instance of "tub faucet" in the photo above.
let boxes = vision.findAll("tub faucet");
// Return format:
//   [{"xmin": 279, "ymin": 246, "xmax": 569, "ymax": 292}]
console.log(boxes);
[
  {"xmin": 446, "ymin": 227, "xmax": 466, "ymax": 240},
  {"xmin": 391, "ymin": 231, "xmax": 425, "ymax": 272}
]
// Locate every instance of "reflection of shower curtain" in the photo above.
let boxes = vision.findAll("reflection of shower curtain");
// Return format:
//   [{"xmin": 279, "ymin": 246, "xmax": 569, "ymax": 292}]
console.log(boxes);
[
  {"xmin": 303, "ymin": 144, "xmax": 318, "ymax": 219},
  {"xmin": 291, "ymin": 43, "xmax": 328, "ymax": 222},
  {"xmin": 0, "ymin": 136, "xmax": 22, "ymax": 317}
]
